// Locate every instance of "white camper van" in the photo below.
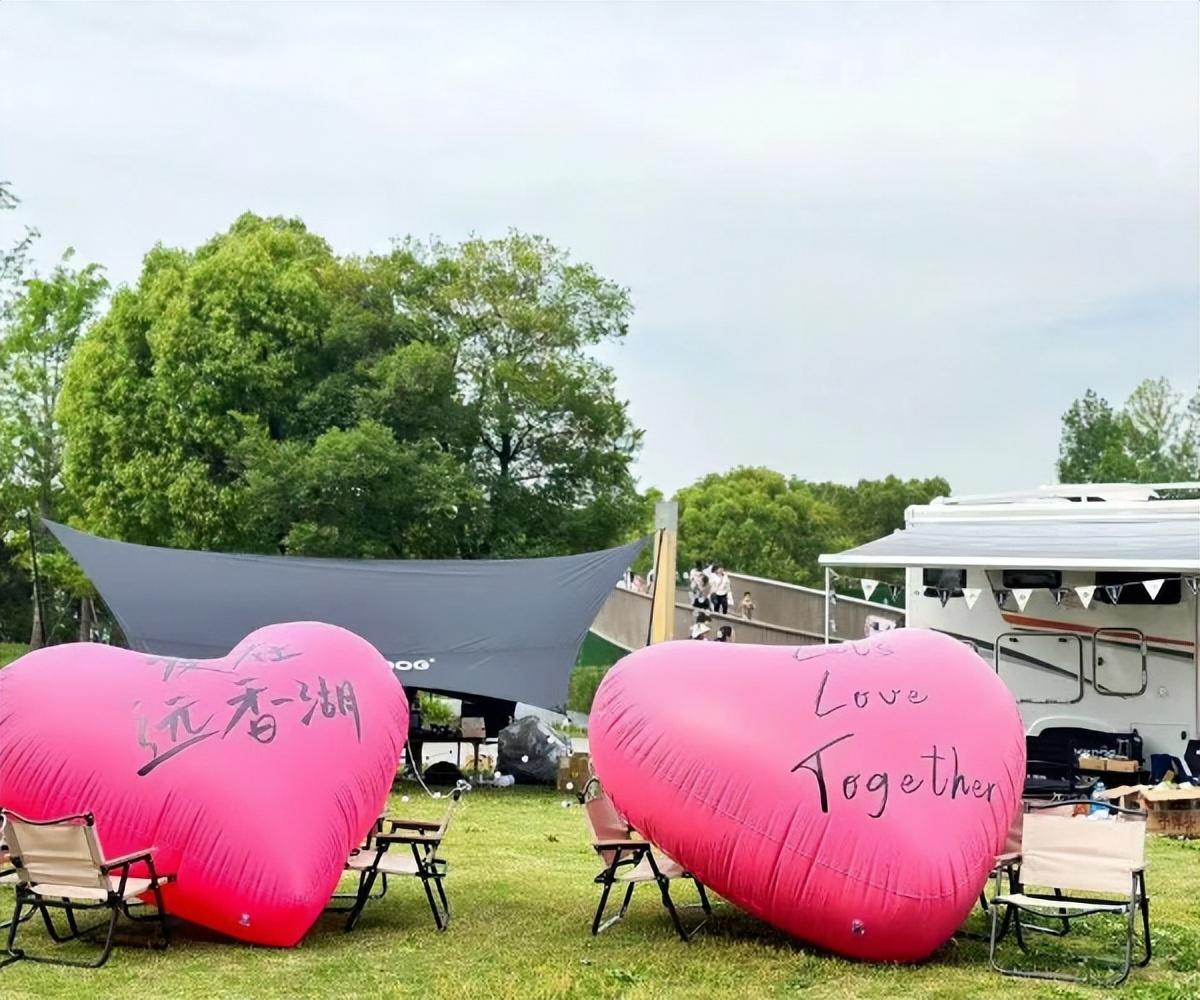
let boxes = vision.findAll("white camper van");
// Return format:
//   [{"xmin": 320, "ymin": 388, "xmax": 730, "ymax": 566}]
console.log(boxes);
[{"xmin": 820, "ymin": 484, "xmax": 1200, "ymax": 762}]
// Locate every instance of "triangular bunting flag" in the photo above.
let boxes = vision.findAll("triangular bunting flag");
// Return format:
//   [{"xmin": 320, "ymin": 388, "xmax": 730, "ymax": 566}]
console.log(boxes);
[
  {"xmin": 829, "ymin": 619, "xmax": 838, "ymax": 634},
  {"xmin": 1105, "ymin": 584, "xmax": 1123, "ymax": 604},
  {"xmin": 1075, "ymin": 584, "xmax": 1096, "ymax": 609},
  {"xmin": 860, "ymin": 579, "xmax": 879, "ymax": 601},
  {"xmin": 829, "ymin": 591, "xmax": 838, "ymax": 606},
  {"xmin": 889, "ymin": 584, "xmax": 902, "ymax": 602},
  {"xmin": 1142, "ymin": 578, "xmax": 1164, "ymax": 601},
  {"xmin": 937, "ymin": 588, "xmax": 951, "ymax": 608},
  {"xmin": 993, "ymin": 589, "xmax": 1008, "ymax": 609},
  {"xmin": 1012, "ymin": 588, "xmax": 1032, "ymax": 611},
  {"xmin": 962, "ymin": 587, "xmax": 981, "ymax": 609},
  {"xmin": 1188, "ymin": 577, "xmax": 1200, "ymax": 596}
]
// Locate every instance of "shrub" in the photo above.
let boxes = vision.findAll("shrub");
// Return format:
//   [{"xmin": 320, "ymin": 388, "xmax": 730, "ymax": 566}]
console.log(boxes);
[
  {"xmin": 418, "ymin": 691, "xmax": 456, "ymax": 727},
  {"xmin": 568, "ymin": 664, "xmax": 611, "ymax": 715}
]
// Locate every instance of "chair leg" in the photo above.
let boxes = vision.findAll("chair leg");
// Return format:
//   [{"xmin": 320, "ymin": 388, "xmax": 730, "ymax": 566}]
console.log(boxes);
[
  {"xmin": 1132, "ymin": 883, "xmax": 1152, "ymax": 969},
  {"xmin": 656, "ymin": 876, "xmax": 687, "ymax": 941},
  {"xmin": 88, "ymin": 907, "xmax": 120, "ymax": 969},
  {"xmin": 4, "ymin": 894, "xmax": 26, "ymax": 963},
  {"xmin": 64, "ymin": 901, "xmax": 81, "ymax": 939},
  {"xmin": 655, "ymin": 876, "xmax": 709, "ymax": 942},
  {"xmin": 987, "ymin": 898, "xmax": 1004, "ymax": 972},
  {"xmin": 592, "ymin": 878, "xmax": 615, "ymax": 935},
  {"xmin": 694, "ymin": 879, "xmax": 712, "ymax": 916},
  {"xmin": 418, "ymin": 870, "xmax": 447, "ymax": 932},
  {"xmin": 345, "ymin": 869, "xmax": 379, "ymax": 932},
  {"xmin": 431, "ymin": 871, "xmax": 451, "ymax": 929},
  {"xmin": 9, "ymin": 902, "xmax": 121, "ymax": 969},
  {"xmin": 151, "ymin": 879, "xmax": 171, "ymax": 950}
]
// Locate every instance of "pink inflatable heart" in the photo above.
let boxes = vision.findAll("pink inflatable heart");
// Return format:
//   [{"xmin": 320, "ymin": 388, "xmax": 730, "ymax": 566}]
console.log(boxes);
[
  {"xmin": 589, "ymin": 629, "xmax": 1025, "ymax": 961},
  {"xmin": 0, "ymin": 622, "xmax": 408, "ymax": 946}
]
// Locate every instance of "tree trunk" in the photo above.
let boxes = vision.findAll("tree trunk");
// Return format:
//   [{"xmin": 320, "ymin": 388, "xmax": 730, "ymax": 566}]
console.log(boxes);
[
  {"xmin": 79, "ymin": 596, "xmax": 94, "ymax": 642},
  {"xmin": 29, "ymin": 579, "xmax": 44, "ymax": 650}
]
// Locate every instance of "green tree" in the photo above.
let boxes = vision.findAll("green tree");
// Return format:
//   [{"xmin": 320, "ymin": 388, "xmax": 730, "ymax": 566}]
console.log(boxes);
[
  {"xmin": 0, "ymin": 250, "xmax": 109, "ymax": 644},
  {"xmin": 425, "ymin": 232, "xmax": 642, "ymax": 556},
  {"xmin": 809, "ymin": 475, "xmax": 950, "ymax": 545},
  {"xmin": 673, "ymin": 469, "xmax": 950, "ymax": 590},
  {"xmin": 0, "ymin": 181, "xmax": 38, "ymax": 303},
  {"xmin": 1056, "ymin": 379, "xmax": 1199, "ymax": 484},
  {"xmin": 675, "ymin": 467, "xmax": 846, "ymax": 587},
  {"xmin": 60, "ymin": 216, "xmax": 644, "ymax": 560}
]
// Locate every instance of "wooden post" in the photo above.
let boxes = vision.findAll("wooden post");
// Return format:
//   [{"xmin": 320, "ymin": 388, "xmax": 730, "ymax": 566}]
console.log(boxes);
[{"xmin": 647, "ymin": 501, "xmax": 678, "ymax": 645}]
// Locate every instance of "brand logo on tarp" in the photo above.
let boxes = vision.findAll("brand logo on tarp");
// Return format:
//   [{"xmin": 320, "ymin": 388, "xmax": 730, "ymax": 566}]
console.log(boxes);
[{"xmin": 389, "ymin": 658, "xmax": 435, "ymax": 672}]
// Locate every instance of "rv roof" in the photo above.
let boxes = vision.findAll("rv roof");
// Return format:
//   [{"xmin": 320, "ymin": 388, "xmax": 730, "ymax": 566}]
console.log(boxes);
[
  {"xmin": 820, "ymin": 486, "xmax": 1200, "ymax": 573},
  {"xmin": 931, "ymin": 482, "xmax": 1200, "ymax": 506}
]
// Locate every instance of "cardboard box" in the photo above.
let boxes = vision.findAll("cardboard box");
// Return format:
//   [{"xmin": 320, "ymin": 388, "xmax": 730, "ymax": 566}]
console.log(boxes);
[
  {"xmin": 1076, "ymin": 756, "xmax": 1140, "ymax": 774},
  {"xmin": 1100, "ymin": 784, "xmax": 1200, "ymax": 837},
  {"xmin": 1106, "ymin": 758, "xmax": 1139, "ymax": 774},
  {"xmin": 556, "ymin": 752, "xmax": 592, "ymax": 794}
]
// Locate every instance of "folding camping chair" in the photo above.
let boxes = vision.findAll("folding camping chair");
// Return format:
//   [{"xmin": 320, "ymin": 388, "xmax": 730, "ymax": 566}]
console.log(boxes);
[
  {"xmin": 1, "ymin": 810, "xmax": 173, "ymax": 969},
  {"xmin": 576, "ymin": 778, "xmax": 711, "ymax": 941},
  {"xmin": 988, "ymin": 799, "xmax": 1151, "ymax": 987},
  {"xmin": 972, "ymin": 801, "xmax": 1073, "ymax": 941},
  {"xmin": 336, "ymin": 786, "xmax": 464, "ymax": 932}
]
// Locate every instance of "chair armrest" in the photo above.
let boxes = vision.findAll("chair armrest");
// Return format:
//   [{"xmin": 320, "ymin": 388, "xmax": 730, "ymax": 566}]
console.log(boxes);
[
  {"xmin": 377, "ymin": 831, "xmax": 441, "ymax": 846},
  {"xmin": 101, "ymin": 849, "xmax": 154, "ymax": 872},
  {"xmin": 592, "ymin": 839, "xmax": 649, "ymax": 853},
  {"xmin": 384, "ymin": 819, "xmax": 439, "ymax": 832}
]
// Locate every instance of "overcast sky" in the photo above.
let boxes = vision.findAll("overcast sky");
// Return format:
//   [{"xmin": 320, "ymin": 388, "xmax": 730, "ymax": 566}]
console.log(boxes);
[{"xmin": 2, "ymin": 3, "xmax": 1197, "ymax": 498}]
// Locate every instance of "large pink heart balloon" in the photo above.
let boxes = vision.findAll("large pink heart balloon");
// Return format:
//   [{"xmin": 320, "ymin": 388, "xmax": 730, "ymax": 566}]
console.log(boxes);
[
  {"xmin": 0, "ymin": 622, "xmax": 408, "ymax": 946},
  {"xmin": 589, "ymin": 629, "xmax": 1025, "ymax": 962}
]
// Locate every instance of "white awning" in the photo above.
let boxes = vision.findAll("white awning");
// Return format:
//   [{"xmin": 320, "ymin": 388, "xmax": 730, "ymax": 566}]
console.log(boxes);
[{"xmin": 819, "ymin": 516, "xmax": 1200, "ymax": 573}]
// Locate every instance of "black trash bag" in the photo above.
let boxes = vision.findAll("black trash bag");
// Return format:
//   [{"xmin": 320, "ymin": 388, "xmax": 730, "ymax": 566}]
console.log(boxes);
[
  {"xmin": 423, "ymin": 760, "xmax": 465, "ymax": 787},
  {"xmin": 497, "ymin": 716, "xmax": 570, "ymax": 785}
]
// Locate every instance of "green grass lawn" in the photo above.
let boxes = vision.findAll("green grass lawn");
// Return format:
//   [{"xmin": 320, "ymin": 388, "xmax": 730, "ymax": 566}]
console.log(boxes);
[
  {"xmin": 0, "ymin": 643, "xmax": 29, "ymax": 669},
  {"xmin": 2, "ymin": 786, "xmax": 1198, "ymax": 999}
]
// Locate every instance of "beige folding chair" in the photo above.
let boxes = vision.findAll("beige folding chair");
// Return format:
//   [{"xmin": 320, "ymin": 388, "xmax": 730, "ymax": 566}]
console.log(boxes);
[
  {"xmin": 577, "ymin": 777, "xmax": 710, "ymax": 941},
  {"xmin": 988, "ymin": 799, "xmax": 1151, "ymax": 986},
  {"xmin": 1, "ymin": 810, "xmax": 173, "ymax": 969},
  {"xmin": 334, "ymin": 786, "xmax": 465, "ymax": 932},
  {"xmin": 973, "ymin": 800, "xmax": 1073, "ymax": 940}
]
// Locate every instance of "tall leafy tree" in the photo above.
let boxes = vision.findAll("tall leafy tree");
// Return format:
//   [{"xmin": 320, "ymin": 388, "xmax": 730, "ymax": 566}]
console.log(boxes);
[
  {"xmin": 60, "ymin": 216, "xmax": 645, "ymax": 560},
  {"xmin": 675, "ymin": 467, "xmax": 847, "ymax": 587},
  {"xmin": 426, "ymin": 232, "xmax": 641, "ymax": 556},
  {"xmin": 674, "ymin": 469, "xmax": 950, "ymax": 589},
  {"xmin": 0, "ymin": 181, "xmax": 38, "ymax": 304},
  {"xmin": 0, "ymin": 250, "xmax": 109, "ymax": 644},
  {"xmin": 1056, "ymin": 379, "xmax": 1199, "ymax": 484},
  {"xmin": 809, "ymin": 475, "xmax": 950, "ymax": 545}
]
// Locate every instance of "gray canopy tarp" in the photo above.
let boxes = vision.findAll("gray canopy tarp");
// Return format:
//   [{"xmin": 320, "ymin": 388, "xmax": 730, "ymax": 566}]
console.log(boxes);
[{"xmin": 46, "ymin": 520, "xmax": 647, "ymax": 710}]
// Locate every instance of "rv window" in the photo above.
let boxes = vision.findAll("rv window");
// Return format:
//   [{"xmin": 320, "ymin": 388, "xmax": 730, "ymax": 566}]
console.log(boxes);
[
  {"xmin": 1002, "ymin": 569, "xmax": 1062, "ymax": 590},
  {"xmin": 922, "ymin": 568, "xmax": 966, "ymax": 598},
  {"xmin": 1094, "ymin": 572, "xmax": 1181, "ymax": 606}
]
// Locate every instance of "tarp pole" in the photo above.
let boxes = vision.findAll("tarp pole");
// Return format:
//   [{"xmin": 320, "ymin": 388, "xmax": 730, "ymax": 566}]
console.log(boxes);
[
  {"xmin": 648, "ymin": 501, "xmax": 678, "ymax": 645},
  {"xmin": 823, "ymin": 567, "xmax": 832, "ymax": 645}
]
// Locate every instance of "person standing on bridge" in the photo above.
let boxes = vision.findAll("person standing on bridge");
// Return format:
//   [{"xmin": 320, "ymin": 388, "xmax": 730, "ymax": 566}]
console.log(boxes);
[
  {"xmin": 739, "ymin": 590, "xmax": 756, "ymax": 620},
  {"xmin": 709, "ymin": 565, "xmax": 732, "ymax": 615}
]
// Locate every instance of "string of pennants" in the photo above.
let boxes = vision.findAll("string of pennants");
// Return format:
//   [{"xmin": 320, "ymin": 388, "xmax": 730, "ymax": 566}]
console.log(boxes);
[{"xmin": 849, "ymin": 573, "xmax": 1200, "ymax": 612}]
